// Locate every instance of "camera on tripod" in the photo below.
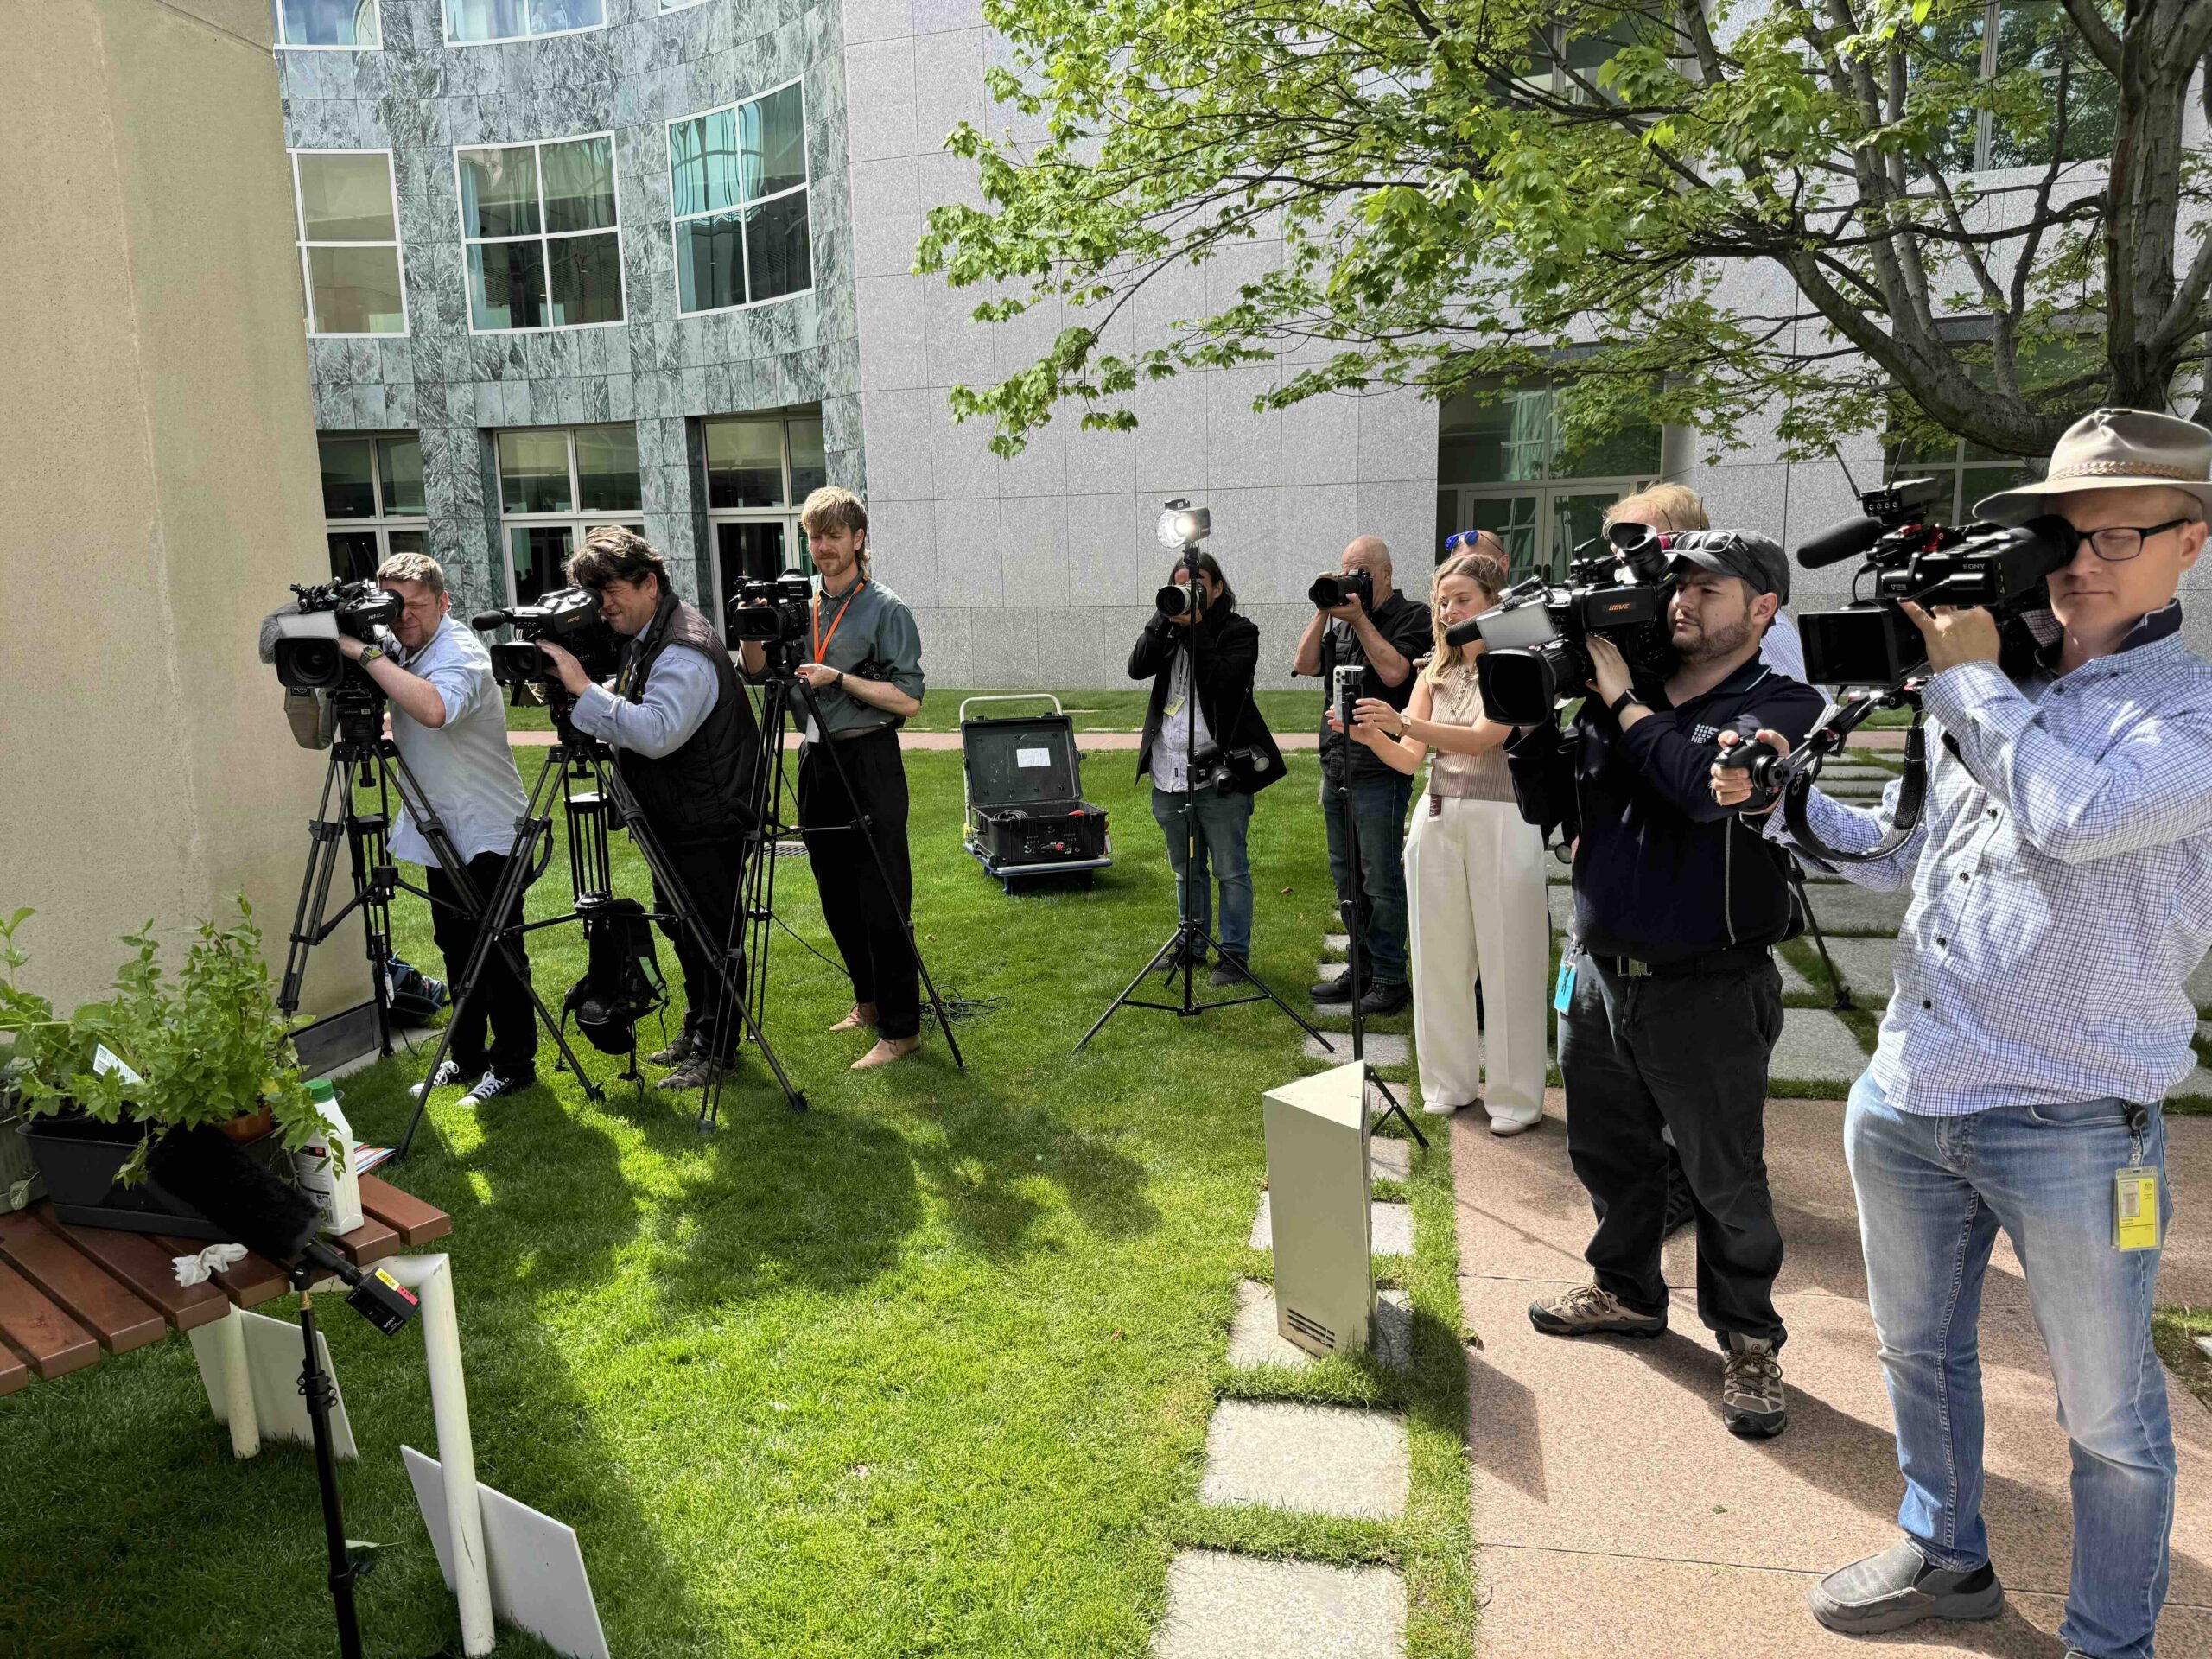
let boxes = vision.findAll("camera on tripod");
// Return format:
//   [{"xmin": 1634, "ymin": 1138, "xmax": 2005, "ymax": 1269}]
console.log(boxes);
[
  {"xmin": 1309, "ymin": 569, "xmax": 1374, "ymax": 612},
  {"xmin": 470, "ymin": 587, "xmax": 622, "ymax": 688},
  {"xmin": 1794, "ymin": 482, "xmax": 2073, "ymax": 685},
  {"xmin": 1449, "ymin": 522, "xmax": 1678, "ymax": 727},
  {"xmin": 269, "ymin": 580, "xmax": 402, "ymax": 694},
  {"xmin": 726, "ymin": 571, "xmax": 816, "ymax": 671}
]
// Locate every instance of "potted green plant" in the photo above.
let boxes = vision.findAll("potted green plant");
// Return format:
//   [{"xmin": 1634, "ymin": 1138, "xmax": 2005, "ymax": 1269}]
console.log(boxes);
[{"xmin": 2, "ymin": 899, "xmax": 327, "ymax": 1239}]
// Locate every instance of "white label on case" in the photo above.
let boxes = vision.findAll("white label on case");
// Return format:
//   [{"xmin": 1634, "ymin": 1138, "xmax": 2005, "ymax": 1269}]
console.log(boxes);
[{"xmin": 1015, "ymin": 747, "xmax": 1052, "ymax": 768}]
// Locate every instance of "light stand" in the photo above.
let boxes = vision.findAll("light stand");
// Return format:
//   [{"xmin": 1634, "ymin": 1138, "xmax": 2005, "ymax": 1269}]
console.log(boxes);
[
  {"xmin": 1078, "ymin": 529, "xmax": 1333, "ymax": 1052},
  {"xmin": 295, "ymin": 1271, "xmax": 370, "ymax": 1659}
]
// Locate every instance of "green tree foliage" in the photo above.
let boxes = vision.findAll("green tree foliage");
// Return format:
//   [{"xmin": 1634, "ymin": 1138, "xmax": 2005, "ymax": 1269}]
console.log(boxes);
[{"xmin": 915, "ymin": 1, "xmax": 2212, "ymax": 461}]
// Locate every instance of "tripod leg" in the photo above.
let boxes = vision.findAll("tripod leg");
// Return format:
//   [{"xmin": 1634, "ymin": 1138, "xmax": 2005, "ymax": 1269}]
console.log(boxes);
[
  {"xmin": 1363, "ymin": 1068, "xmax": 1427, "ymax": 1149},
  {"xmin": 279, "ymin": 749, "xmax": 353, "ymax": 1018},
  {"xmin": 343, "ymin": 806, "xmax": 397, "ymax": 1060},
  {"xmin": 1076, "ymin": 927, "xmax": 1192, "ymax": 1051},
  {"xmin": 1790, "ymin": 859, "xmax": 1853, "ymax": 1011}
]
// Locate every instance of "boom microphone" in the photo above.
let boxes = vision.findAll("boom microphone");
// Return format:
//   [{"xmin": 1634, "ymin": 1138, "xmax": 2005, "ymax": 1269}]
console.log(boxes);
[
  {"xmin": 471, "ymin": 607, "xmax": 517, "ymax": 630},
  {"xmin": 1444, "ymin": 615, "xmax": 1485, "ymax": 648},
  {"xmin": 1796, "ymin": 515, "xmax": 1889, "ymax": 570},
  {"xmin": 145, "ymin": 1128, "xmax": 418, "ymax": 1334}
]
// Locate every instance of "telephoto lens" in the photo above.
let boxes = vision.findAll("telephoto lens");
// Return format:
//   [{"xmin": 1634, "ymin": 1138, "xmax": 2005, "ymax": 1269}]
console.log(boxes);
[{"xmin": 1155, "ymin": 582, "xmax": 1206, "ymax": 620}]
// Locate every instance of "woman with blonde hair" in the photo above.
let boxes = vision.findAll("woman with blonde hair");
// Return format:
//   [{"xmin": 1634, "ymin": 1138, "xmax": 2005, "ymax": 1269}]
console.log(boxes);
[{"xmin": 1341, "ymin": 549, "xmax": 1550, "ymax": 1132}]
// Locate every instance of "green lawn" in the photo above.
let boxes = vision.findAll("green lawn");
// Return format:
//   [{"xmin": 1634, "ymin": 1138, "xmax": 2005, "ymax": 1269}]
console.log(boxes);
[
  {"xmin": 1, "ymin": 747, "xmax": 1469, "ymax": 1659},
  {"xmin": 507, "ymin": 685, "xmax": 1325, "ymax": 736}
]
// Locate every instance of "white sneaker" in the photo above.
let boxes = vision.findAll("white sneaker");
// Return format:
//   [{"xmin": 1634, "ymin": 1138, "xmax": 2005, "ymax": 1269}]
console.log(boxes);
[
  {"xmin": 409, "ymin": 1058, "xmax": 462, "ymax": 1101},
  {"xmin": 1488, "ymin": 1116, "xmax": 1540, "ymax": 1137},
  {"xmin": 462, "ymin": 1070, "xmax": 526, "ymax": 1105},
  {"xmin": 1421, "ymin": 1097, "xmax": 1471, "ymax": 1117}
]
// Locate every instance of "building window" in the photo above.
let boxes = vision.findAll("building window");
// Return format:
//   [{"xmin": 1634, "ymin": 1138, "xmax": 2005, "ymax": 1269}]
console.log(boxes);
[
  {"xmin": 290, "ymin": 150, "xmax": 406, "ymax": 337},
  {"xmin": 444, "ymin": 0, "xmax": 603, "ymax": 45},
  {"xmin": 456, "ymin": 137, "xmax": 625, "ymax": 333},
  {"xmin": 321, "ymin": 434, "xmax": 427, "ymax": 580},
  {"xmin": 1437, "ymin": 388, "xmax": 1661, "ymax": 580},
  {"xmin": 495, "ymin": 426, "xmax": 644, "ymax": 606},
  {"xmin": 1921, "ymin": 1, "xmax": 2117, "ymax": 170},
  {"xmin": 702, "ymin": 411, "xmax": 826, "ymax": 621},
  {"xmin": 668, "ymin": 84, "xmax": 812, "ymax": 317},
  {"xmin": 276, "ymin": 0, "xmax": 381, "ymax": 48}
]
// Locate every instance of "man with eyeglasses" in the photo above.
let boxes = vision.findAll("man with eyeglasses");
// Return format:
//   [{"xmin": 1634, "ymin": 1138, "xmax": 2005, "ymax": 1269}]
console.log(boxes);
[{"xmin": 1711, "ymin": 409, "xmax": 2212, "ymax": 1658}]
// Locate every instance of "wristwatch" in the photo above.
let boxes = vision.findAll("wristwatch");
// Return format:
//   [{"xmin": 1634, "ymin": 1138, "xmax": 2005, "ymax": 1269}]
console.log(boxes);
[
  {"xmin": 1606, "ymin": 689, "xmax": 1638, "ymax": 718},
  {"xmin": 358, "ymin": 641, "xmax": 386, "ymax": 665},
  {"xmin": 833, "ymin": 668, "xmax": 846, "ymax": 688}
]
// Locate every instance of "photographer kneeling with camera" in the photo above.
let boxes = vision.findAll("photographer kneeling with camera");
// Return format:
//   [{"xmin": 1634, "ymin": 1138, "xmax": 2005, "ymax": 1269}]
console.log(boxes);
[
  {"xmin": 1713, "ymin": 410, "xmax": 2212, "ymax": 1654},
  {"xmin": 537, "ymin": 528, "xmax": 760, "ymax": 1092},
  {"xmin": 1506, "ymin": 532, "xmax": 1825, "ymax": 1437},
  {"xmin": 1129, "ymin": 551, "xmax": 1284, "ymax": 983},
  {"xmin": 334, "ymin": 553, "xmax": 537, "ymax": 1107}
]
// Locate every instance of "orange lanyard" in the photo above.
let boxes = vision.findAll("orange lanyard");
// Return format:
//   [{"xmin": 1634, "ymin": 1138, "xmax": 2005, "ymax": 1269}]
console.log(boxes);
[{"xmin": 811, "ymin": 578, "xmax": 866, "ymax": 665}]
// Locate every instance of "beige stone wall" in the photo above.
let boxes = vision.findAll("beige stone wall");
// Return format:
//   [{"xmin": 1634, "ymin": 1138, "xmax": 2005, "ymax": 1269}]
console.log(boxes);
[{"xmin": 0, "ymin": 0, "xmax": 370, "ymax": 1019}]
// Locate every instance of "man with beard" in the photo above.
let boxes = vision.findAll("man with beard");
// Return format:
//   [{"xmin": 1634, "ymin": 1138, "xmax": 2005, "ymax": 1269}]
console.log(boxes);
[{"xmin": 1503, "ymin": 531, "xmax": 1826, "ymax": 1438}]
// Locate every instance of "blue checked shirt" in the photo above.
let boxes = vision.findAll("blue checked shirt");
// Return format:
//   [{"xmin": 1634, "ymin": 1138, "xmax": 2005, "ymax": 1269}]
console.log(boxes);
[{"xmin": 1770, "ymin": 603, "xmax": 2212, "ymax": 1115}]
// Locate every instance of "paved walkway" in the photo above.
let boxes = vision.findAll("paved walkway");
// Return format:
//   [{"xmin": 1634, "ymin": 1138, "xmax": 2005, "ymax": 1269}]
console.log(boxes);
[{"xmin": 1454, "ymin": 1093, "xmax": 2212, "ymax": 1656}]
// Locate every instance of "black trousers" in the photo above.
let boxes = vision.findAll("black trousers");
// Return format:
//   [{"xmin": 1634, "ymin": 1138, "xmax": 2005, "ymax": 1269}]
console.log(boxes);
[
  {"xmin": 650, "ymin": 832, "xmax": 747, "ymax": 1064},
  {"xmin": 1557, "ymin": 949, "xmax": 1788, "ymax": 1348},
  {"xmin": 423, "ymin": 850, "xmax": 537, "ymax": 1082},
  {"xmin": 798, "ymin": 729, "xmax": 919, "ymax": 1041}
]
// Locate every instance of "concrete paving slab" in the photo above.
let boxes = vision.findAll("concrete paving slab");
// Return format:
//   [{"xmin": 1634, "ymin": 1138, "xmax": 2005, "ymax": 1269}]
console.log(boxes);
[
  {"xmin": 1324, "ymin": 932, "xmax": 1350, "ymax": 955},
  {"xmin": 1306, "ymin": 1031, "xmax": 1409, "ymax": 1067},
  {"xmin": 1227, "ymin": 1281, "xmax": 1413, "ymax": 1373},
  {"xmin": 1778, "ymin": 936, "xmax": 1898, "ymax": 1001},
  {"xmin": 1199, "ymin": 1399, "xmax": 1409, "ymax": 1519},
  {"xmin": 1790, "ymin": 881, "xmax": 1910, "ymax": 935},
  {"xmin": 1370, "ymin": 1135, "xmax": 1413, "ymax": 1183},
  {"xmin": 1248, "ymin": 1192, "xmax": 1413, "ymax": 1257},
  {"xmin": 1468, "ymin": 1548, "xmax": 2212, "ymax": 1659},
  {"xmin": 1152, "ymin": 1551, "xmax": 1402, "ymax": 1659},
  {"xmin": 1547, "ymin": 885, "xmax": 1574, "ymax": 938},
  {"xmin": 2192, "ymin": 952, "xmax": 2212, "ymax": 1010},
  {"xmin": 1767, "ymin": 1008, "xmax": 1870, "ymax": 1087}
]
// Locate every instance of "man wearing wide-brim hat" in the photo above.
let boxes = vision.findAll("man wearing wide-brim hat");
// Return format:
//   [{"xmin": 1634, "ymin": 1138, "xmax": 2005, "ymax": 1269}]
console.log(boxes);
[{"xmin": 1714, "ymin": 407, "xmax": 2212, "ymax": 1656}]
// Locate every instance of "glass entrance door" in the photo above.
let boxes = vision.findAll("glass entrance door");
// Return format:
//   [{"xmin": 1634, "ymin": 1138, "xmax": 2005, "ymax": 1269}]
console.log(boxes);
[{"xmin": 508, "ymin": 525, "xmax": 573, "ymax": 607}]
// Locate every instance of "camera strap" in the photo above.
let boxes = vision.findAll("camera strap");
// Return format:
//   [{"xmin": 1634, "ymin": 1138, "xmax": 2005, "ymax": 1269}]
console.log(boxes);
[{"xmin": 811, "ymin": 580, "xmax": 868, "ymax": 665}]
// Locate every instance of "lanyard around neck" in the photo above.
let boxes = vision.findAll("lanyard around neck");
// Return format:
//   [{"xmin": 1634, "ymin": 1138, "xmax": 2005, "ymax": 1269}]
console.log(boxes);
[{"xmin": 812, "ymin": 578, "xmax": 866, "ymax": 664}]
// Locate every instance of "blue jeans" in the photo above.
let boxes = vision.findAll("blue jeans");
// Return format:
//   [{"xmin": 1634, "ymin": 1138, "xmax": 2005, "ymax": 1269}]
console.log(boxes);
[
  {"xmin": 1321, "ymin": 771, "xmax": 1413, "ymax": 984},
  {"xmin": 1845, "ymin": 1070, "xmax": 2175, "ymax": 1659},
  {"xmin": 1149, "ymin": 786, "xmax": 1255, "ymax": 956}
]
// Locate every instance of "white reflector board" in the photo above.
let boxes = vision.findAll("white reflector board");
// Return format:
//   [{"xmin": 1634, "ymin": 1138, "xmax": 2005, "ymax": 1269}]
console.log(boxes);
[
  {"xmin": 404, "ymin": 1445, "xmax": 611, "ymax": 1659},
  {"xmin": 189, "ymin": 1309, "xmax": 357, "ymax": 1458}
]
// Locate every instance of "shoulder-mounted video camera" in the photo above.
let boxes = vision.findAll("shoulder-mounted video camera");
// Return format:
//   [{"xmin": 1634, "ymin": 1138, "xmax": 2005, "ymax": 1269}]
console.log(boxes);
[
  {"xmin": 1794, "ymin": 481, "xmax": 2070, "ymax": 686},
  {"xmin": 267, "ymin": 580, "xmax": 403, "ymax": 694},
  {"xmin": 1447, "ymin": 522, "xmax": 1678, "ymax": 727},
  {"xmin": 727, "ymin": 571, "xmax": 816, "ymax": 673},
  {"xmin": 471, "ymin": 586, "xmax": 623, "ymax": 687}
]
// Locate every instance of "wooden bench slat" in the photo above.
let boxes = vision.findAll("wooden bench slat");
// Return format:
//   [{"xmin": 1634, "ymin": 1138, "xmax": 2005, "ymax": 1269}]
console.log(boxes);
[
  {"xmin": 0, "ymin": 1260, "xmax": 100, "ymax": 1379},
  {"xmin": 41, "ymin": 1210, "xmax": 231, "ymax": 1332},
  {"xmin": 151, "ymin": 1236, "xmax": 290, "ymax": 1310},
  {"xmin": 0, "ymin": 1212, "xmax": 167, "ymax": 1355},
  {"xmin": 0, "ymin": 1344, "xmax": 25, "ymax": 1395},
  {"xmin": 327, "ymin": 1214, "xmax": 399, "ymax": 1268},
  {"xmin": 359, "ymin": 1175, "xmax": 451, "ymax": 1247}
]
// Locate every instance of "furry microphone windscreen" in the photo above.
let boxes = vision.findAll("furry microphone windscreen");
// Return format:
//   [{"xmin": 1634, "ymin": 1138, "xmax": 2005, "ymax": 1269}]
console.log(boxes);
[{"xmin": 146, "ymin": 1126, "xmax": 321, "ymax": 1265}]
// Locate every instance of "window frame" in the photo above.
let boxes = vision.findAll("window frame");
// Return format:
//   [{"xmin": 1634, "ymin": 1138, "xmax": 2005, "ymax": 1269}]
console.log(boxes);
[
  {"xmin": 493, "ymin": 424, "xmax": 645, "ymax": 607},
  {"xmin": 665, "ymin": 79, "xmax": 816, "ymax": 320},
  {"xmin": 321, "ymin": 432, "xmax": 429, "ymax": 581},
  {"xmin": 289, "ymin": 148, "xmax": 410, "ymax": 340},
  {"xmin": 701, "ymin": 411, "xmax": 825, "ymax": 622},
  {"xmin": 1934, "ymin": 1, "xmax": 2115, "ymax": 172},
  {"xmin": 441, "ymin": 0, "xmax": 607, "ymax": 48},
  {"xmin": 273, "ymin": 0, "xmax": 384, "ymax": 49},
  {"xmin": 1441, "ymin": 479, "xmax": 1658, "ymax": 582},
  {"xmin": 452, "ymin": 133, "xmax": 630, "ymax": 337}
]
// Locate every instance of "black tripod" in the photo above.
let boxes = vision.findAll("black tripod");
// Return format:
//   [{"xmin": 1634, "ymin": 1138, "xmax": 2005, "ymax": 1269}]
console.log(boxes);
[
  {"xmin": 1787, "ymin": 857, "xmax": 1853, "ymax": 1011},
  {"xmin": 279, "ymin": 695, "xmax": 594, "ymax": 1098},
  {"xmin": 294, "ymin": 1270, "xmax": 372, "ymax": 1659},
  {"xmin": 1078, "ymin": 581, "xmax": 1332, "ymax": 1052},
  {"xmin": 698, "ymin": 668, "xmax": 966, "ymax": 1129}
]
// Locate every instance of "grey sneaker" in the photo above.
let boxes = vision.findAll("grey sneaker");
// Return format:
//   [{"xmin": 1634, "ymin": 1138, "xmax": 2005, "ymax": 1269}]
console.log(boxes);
[
  {"xmin": 646, "ymin": 1024, "xmax": 696, "ymax": 1069},
  {"xmin": 1719, "ymin": 1332, "xmax": 1788, "ymax": 1438},
  {"xmin": 409, "ymin": 1058, "xmax": 462, "ymax": 1101},
  {"xmin": 659, "ymin": 1055, "xmax": 728, "ymax": 1092},
  {"xmin": 1808, "ymin": 1539, "xmax": 2003, "ymax": 1634},
  {"xmin": 1209, "ymin": 955, "xmax": 1248, "ymax": 988},
  {"xmin": 1527, "ymin": 1282, "xmax": 1667, "ymax": 1338}
]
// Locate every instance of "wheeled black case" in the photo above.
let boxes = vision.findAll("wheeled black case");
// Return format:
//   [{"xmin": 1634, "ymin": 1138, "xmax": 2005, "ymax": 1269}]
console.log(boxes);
[{"xmin": 958, "ymin": 696, "xmax": 1113, "ymax": 891}]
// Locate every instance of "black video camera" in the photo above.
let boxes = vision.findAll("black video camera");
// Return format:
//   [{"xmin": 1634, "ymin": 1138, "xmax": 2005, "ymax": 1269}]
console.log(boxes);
[
  {"xmin": 269, "ymin": 580, "xmax": 403, "ymax": 694},
  {"xmin": 1794, "ymin": 483, "xmax": 2072, "ymax": 686},
  {"xmin": 1452, "ymin": 524, "xmax": 1677, "ymax": 727},
  {"xmin": 471, "ymin": 586, "xmax": 623, "ymax": 687},
  {"xmin": 1309, "ymin": 569, "xmax": 1375, "ymax": 612},
  {"xmin": 1156, "ymin": 578, "xmax": 1209, "ymax": 620},
  {"xmin": 726, "ymin": 571, "xmax": 815, "ymax": 672}
]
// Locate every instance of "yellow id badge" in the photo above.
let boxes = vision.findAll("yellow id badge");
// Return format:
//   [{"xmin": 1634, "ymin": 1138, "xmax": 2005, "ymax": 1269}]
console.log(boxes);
[
  {"xmin": 1163, "ymin": 693, "xmax": 1185, "ymax": 719},
  {"xmin": 2114, "ymin": 1166, "xmax": 2163, "ymax": 1252}
]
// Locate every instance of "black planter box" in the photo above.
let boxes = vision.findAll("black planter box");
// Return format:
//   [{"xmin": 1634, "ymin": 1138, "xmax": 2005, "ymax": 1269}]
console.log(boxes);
[{"xmin": 17, "ymin": 1115, "xmax": 286, "ymax": 1242}]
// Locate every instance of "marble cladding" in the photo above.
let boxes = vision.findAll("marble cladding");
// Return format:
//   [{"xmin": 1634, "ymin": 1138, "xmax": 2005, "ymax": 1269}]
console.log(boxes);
[{"xmin": 281, "ymin": 0, "xmax": 861, "ymax": 612}]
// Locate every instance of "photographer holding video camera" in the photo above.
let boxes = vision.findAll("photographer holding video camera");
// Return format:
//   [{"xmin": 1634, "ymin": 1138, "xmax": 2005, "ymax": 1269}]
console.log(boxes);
[
  {"xmin": 1503, "ymin": 531, "xmax": 1825, "ymax": 1439},
  {"xmin": 537, "ymin": 528, "xmax": 759, "ymax": 1092},
  {"xmin": 1712, "ymin": 410, "xmax": 2212, "ymax": 1655},
  {"xmin": 1128, "ymin": 550, "xmax": 1285, "ymax": 984},
  {"xmin": 1292, "ymin": 536, "xmax": 1433, "ymax": 1014},
  {"xmin": 303, "ymin": 553, "xmax": 536, "ymax": 1107}
]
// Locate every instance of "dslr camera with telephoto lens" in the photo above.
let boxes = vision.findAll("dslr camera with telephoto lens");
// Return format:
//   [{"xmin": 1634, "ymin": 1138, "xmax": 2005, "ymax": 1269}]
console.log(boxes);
[
  {"xmin": 1447, "ymin": 521, "xmax": 1678, "ymax": 727},
  {"xmin": 268, "ymin": 580, "xmax": 404, "ymax": 695},
  {"xmin": 471, "ymin": 585, "xmax": 624, "ymax": 688},
  {"xmin": 1156, "ymin": 576, "xmax": 1210, "ymax": 620},
  {"xmin": 1310, "ymin": 569, "xmax": 1376, "ymax": 612}
]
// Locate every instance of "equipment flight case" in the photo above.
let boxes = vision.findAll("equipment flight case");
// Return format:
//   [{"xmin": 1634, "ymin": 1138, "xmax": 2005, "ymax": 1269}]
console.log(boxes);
[{"xmin": 958, "ymin": 695, "xmax": 1112, "ymax": 892}]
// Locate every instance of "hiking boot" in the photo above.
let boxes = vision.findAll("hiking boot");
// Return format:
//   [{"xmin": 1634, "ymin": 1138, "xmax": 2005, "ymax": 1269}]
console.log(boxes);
[
  {"xmin": 1527, "ymin": 1282, "xmax": 1666, "ymax": 1338},
  {"xmin": 409, "ymin": 1058, "xmax": 462, "ymax": 1101},
  {"xmin": 646, "ymin": 1024, "xmax": 696, "ymax": 1069},
  {"xmin": 659, "ymin": 1054, "xmax": 728, "ymax": 1092},
  {"xmin": 463, "ymin": 1070, "xmax": 529, "ymax": 1106},
  {"xmin": 1808, "ymin": 1539, "xmax": 2004, "ymax": 1634},
  {"xmin": 1311, "ymin": 967, "xmax": 1367, "ymax": 1003},
  {"xmin": 1209, "ymin": 955, "xmax": 1249, "ymax": 988},
  {"xmin": 1720, "ymin": 1332, "xmax": 1788, "ymax": 1438},
  {"xmin": 1359, "ymin": 980, "xmax": 1411, "ymax": 1016}
]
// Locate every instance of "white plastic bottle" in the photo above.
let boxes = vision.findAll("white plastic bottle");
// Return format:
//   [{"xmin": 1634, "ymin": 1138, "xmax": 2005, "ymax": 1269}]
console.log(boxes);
[{"xmin": 296, "ymin": 1077, "xmax": 364, "ymax": 1236}]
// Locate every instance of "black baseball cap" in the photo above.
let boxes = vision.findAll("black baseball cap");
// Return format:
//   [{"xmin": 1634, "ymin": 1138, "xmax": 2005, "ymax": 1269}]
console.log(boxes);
[{"xmin": 1666, "ymin": 530, "xmax": 1791, "ymax": 606}]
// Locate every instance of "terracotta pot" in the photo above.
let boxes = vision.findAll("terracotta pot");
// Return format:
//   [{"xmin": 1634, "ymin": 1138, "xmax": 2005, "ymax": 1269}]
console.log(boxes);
[{"xmin": 219, "ymin": 1106, "xmax": 276, "ymax": 1145}]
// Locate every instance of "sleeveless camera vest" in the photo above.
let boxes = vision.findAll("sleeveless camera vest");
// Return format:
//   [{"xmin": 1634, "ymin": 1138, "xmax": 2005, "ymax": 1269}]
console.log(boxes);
[{"xmin": 613, "ymin": 590, "xmax": 757, "ymax": 842}]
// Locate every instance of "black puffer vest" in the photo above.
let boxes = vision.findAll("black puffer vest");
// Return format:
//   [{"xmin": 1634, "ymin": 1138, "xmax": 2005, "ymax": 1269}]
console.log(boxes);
[{"xmin": 613, "ymin": 589, "xmax": 758, "ymax": 842}]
